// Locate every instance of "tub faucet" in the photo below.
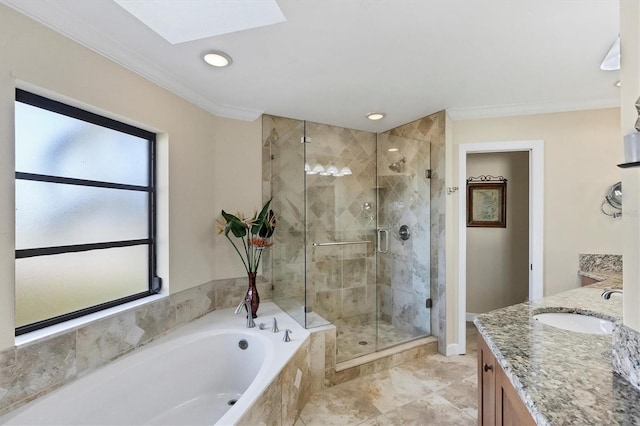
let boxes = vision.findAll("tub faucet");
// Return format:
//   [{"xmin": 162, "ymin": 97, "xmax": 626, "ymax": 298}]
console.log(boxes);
[
  {"xmin": 602, "ymin": 289, "xmax": 623, "ymax": 300},
  {"xmin": 283, "ymin": 329, "xmax": 292, "ymax": 342},
  {"xmin": 235, "ymin": 299, "xmax": 255, "ymax": 328}
]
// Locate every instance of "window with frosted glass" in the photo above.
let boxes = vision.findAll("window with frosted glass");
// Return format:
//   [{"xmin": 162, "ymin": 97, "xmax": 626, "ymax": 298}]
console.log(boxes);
[{"xmin": 14, "ymin": 89, "xmax": 159, "ymax": 335}]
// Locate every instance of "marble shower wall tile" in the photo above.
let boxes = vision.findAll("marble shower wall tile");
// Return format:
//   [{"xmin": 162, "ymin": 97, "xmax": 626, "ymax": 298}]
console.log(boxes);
[
  {"xmin": 0, "ymin": 333, "xmax": 76, "ymax": 413},
  {"xmin": 263, "ymin": 115, "xmax": 307, "ymax": 328},
  {"xmin": 265, "ymin": 111, "xmax": 447, "ymax": 353},
  {"xmin": 236, "ymin": 333, "xmax": 314, "ymax": 426},
  {"xmin": 309, "ymin": 325, "xmax": 336, "ymax": 393},
  {"xmin": 265, "ymin": 115, "xmax": 380, "ymax": 326},
  {"xmin": 0, "ymin": 349, "xmax": 15, "ymax": 370},
  {"xmin": 377, "ymin": 111, "xmax": 445, "ymax": 340},
  {"xmin": 170, "ymin": 280, "xmax": 216, "ymax": 326},
  {"xmin": 237, "ymin": 375, "xmax": 283, "ymax": 426},
  {"xmin": 0, "ymin": 275, "xmax": 273, "ymax": 415},
  {"xmin": 76, "ymin": 311, "xmax": 139, "ymax": 372},
  {"xmin": 281, "ymin": 338, "xmax": 311, "ymax": 424}
]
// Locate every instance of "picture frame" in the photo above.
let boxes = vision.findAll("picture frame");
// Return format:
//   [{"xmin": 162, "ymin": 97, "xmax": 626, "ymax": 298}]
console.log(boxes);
[{"xmin": 467, "ymin": 182, "xmax": 507, "ymax": 227}]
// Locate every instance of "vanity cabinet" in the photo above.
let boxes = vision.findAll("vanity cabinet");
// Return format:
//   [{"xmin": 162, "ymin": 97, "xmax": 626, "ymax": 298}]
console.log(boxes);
[{"xmin": 478, "ymin": 333, "xmax": 535, "ymax": 426}]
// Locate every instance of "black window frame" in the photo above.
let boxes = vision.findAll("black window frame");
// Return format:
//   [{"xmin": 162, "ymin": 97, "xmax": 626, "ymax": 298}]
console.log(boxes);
[{"xmin": 14, "ymin": 89, "xmax": 160, "ymax": 336}]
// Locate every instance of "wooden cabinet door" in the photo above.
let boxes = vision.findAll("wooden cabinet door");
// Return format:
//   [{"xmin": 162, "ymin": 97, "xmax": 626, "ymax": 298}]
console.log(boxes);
[
  {"xmin": 495, "ymin": 355, "xmax": 536, "ymax": 426},
  {"xmin": 478, "ymin": 333, "xmax": 496, "ymax": 426}
]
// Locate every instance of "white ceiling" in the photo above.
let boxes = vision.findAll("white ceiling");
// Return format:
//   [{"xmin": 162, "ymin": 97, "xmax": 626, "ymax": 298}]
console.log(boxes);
[{"xmin": 1, "ymin": 0, "xmax": 620, "ymax": 132}]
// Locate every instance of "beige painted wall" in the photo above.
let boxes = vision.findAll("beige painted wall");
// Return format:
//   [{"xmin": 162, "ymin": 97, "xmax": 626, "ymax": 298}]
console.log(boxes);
[
  {"xmin": 0, "ymin": 5, "xmax": 261, "ymax": 350},
  {"xmin": 447, "ymin": 107, "xmax": 622, "ymax": 347},
  {"xmin": 466, "ymin": 152, "xmax": 529, "ymax": 314},
  {"xmin": 621, "ymin": 0, "xmax": 640, "ymax": 332}
]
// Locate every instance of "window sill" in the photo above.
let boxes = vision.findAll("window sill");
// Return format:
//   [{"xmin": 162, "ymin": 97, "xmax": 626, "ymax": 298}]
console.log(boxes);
[{"xmin": 15, "ymin": 294, "xmax": 167, "ymax": 348}]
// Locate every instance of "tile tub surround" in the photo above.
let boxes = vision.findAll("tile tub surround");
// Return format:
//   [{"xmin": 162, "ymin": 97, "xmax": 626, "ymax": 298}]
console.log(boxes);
[
  {"xmin": 474, "ymin": 280, "xmax": 640, "ymax": 425},
  {"xmin": 0, "ymin": 275, "xmax": 272, "ymax": 416},
  {"xmin": 2, "ymin": 302, "xmax": 310, "ymax": 426}
]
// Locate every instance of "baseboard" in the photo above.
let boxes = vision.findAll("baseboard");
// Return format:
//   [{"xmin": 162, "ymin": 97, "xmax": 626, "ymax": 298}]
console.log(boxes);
[
  {"xmin": 446, "ymin": 343, "xmax": 460, "ymax": 356},
  {"xmin": 466, "ymin": 312, "xmax": 478, "ymax": 322}
]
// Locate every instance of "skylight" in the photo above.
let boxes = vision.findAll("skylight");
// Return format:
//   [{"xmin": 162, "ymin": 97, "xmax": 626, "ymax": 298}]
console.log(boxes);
[{"xmin": 114, "ymin": 0, "xmax": 286, "ymax": 44}]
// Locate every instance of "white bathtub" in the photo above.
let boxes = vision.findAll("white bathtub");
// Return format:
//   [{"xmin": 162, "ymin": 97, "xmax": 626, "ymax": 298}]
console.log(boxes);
[{"xmin": 0, "ymin": 302, "xmax": 308, "ymax": 425}]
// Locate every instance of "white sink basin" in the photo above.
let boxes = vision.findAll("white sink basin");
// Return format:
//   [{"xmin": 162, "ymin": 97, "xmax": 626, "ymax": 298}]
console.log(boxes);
[{"xmin": 533, "ymin": 312, "xmax": 614, "ymax": 335}]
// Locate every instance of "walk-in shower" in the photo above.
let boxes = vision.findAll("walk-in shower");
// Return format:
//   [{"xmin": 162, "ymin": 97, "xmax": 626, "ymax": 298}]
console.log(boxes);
[{"xmin": 262, "ymin": 113, "xmax": 445, "ymax": 364}]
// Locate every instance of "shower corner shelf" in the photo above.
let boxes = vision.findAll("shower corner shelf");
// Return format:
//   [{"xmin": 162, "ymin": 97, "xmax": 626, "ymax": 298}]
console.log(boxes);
[{"xmin": 617, "ymin": 161, "xmax": 640, "ymax": 168}]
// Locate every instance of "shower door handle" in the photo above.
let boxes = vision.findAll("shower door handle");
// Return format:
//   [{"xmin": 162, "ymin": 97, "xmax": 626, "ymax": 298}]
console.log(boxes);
[{"xmin": 377, "ymin": 229, "xmax": 389, "ymax": 254}]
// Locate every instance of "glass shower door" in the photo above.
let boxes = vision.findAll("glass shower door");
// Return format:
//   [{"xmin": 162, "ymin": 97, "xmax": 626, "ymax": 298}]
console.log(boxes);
[
  {"xmin": 304, "ymin": 121, "xmax": 378, "ymax": 362},
  {"xmin": 376, "ymin": 128, "xmax": 431, "ymax": 350},
  {"xmin": 263, "ymin": 116, "xmax": 307, "ymax": 326}
]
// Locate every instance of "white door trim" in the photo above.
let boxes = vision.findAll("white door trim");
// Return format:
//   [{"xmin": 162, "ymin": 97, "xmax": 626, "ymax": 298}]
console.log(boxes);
[{"xmin": 457, "ymin": 140, "xmax": 544, "ymax": 354}]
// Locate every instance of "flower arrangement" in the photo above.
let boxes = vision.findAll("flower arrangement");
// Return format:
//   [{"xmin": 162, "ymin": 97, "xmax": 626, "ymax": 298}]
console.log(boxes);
[{"xmin": 217, "ymin": 199, "xmax": 276, "ymax": 275}]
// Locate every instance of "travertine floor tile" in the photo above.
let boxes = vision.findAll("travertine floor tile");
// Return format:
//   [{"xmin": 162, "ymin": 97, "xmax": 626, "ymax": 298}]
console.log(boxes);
[
  {"xmin": 437, "ymin": 375, "xmax": 478, "ymax": 420},
  {"xmin": 299, "ymin": 326, "xmax": 479, "ymax": 426},
  {"xmin": 352, "ymin": 368, "xmax": 435, "ymax": 414},
  {"xmin": 381, "ymin": 393, "xmax": 476, "ymax": 426},
  {"xmin": 299, "ymin": 381, "xmax": 382, "ymax": 425}
]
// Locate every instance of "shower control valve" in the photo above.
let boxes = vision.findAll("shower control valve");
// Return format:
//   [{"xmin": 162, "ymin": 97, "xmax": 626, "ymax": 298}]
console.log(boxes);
[{"xmin": 399, "ymin": 225, "xmax": 410, "ymax": 241}]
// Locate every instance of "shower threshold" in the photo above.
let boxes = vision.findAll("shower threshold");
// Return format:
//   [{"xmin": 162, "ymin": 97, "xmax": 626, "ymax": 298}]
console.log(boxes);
[{"xmin": 336, "ymin": 335, "xmax": 438, "ymax": 372}]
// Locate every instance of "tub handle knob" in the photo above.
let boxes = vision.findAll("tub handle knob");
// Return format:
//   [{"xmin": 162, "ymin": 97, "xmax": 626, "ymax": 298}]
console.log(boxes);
[
  {"xmin": 271, "ymin": 318, "xmax": 279, "ymax": 333},
  {"xmin": 283, "ymin": 329, "xmax": 292, "ymax": 342}
]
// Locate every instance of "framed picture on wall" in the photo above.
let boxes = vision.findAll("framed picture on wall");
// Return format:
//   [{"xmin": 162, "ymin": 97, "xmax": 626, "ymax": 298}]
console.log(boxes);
[{"xmin": 467, "ymin": 180, "xmax": 507, "ymax": 228}]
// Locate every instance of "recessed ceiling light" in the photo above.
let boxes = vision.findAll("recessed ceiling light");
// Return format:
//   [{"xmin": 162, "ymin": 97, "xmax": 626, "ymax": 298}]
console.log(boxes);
[
  {"xmin": 204, "ymin": 51, "xmax": 232, "ymax": 68},
  {"xmin": 366, "ymin": 112, "xmax": 385, "ymax": 121},
  {"xmin": 388, "ymin": 148, "xmax": 399, "ymax": 152},
  {"xmin": 615, "ymin": 80, "xmax": 621, "ymax": 87}
]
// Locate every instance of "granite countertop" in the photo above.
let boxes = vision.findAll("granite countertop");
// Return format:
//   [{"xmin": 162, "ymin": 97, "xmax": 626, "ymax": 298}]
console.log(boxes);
[
  {"xmin": 474, "ymin": 276, "xmax": 640, "ymax": 425},
  {"xmin": 578, "ymin": 270, "xmax": 623, "ymax": 286}
]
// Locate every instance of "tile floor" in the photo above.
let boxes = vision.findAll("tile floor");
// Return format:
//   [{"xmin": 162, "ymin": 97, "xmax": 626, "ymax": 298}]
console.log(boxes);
[
  {"xmin": 298, "ymin": 323, "xmax": 478, "ymax": 426},
  {"xmin": 335, "ymin": 318, "xmax": 425, "ymax": 363}
]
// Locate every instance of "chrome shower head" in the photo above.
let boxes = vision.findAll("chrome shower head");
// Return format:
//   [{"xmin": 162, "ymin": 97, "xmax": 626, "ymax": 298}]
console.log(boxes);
[{"xmin": 388, "ymin": 157, "xmax": 406, "ymax": 173}]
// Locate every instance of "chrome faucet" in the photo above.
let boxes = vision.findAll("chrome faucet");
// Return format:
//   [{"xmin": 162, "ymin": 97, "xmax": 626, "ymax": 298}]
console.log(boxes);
[
  {"xmin": 602, "ymin": 289, "xmax": 623, "ymax": 300},
  {"xmin": 235, "ymin": 299, "xmax": 255, "ymax": 328}
]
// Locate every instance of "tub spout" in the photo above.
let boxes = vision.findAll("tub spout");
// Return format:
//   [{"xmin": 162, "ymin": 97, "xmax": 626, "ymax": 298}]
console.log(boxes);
[
  {"xmin": 235, "ymin": 299, "xmax": 256, "ymax": 328},
  {"xmin": 271, "ymin": 318, "xmax": 279, "ymax": 333},
  {"xmin": 234, "ymin": 299, "xmax": 246, "ymax": 315}
]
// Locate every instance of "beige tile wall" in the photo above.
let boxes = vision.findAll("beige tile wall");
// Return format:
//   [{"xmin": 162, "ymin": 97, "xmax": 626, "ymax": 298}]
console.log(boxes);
[
  {"xmin": 0, "ymin": 276, "xmax": 272, "ymax": 415},
  {"xmin": 264, "ymin": 111, "xmax": 448, "ymax": 354}
]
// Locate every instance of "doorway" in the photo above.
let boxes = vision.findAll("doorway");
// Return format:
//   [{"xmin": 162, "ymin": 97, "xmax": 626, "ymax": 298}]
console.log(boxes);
[
  {"xmin": 466, "ymin": 152, "xmax": 529, "ymax": 318},
  {"xmin": 456, "ymin": 141, "xmax": 544, "ymax": 355}
]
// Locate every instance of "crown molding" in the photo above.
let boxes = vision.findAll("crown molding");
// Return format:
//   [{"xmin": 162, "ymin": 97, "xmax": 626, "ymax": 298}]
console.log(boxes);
[
  {"xmin": 1, "ymin": 0, "xmax": 263, "ymax": 122},
  {"xmin": 447, "ymin": 97, "xmax": 620, "ymax": 121}
]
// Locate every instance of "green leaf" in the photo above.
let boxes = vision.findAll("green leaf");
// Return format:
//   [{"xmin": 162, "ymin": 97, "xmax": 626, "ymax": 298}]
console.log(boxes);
[
  {"xmin": 258, "ymin": 209, "xmax": 276, "ymax": 238},
  {"xmin": 251, "ymin": 199, "xmax": 272, "ymax": 235},
  {"xmin": 221, "ymin": 210, "xmax": 247, "ymax": 238}
]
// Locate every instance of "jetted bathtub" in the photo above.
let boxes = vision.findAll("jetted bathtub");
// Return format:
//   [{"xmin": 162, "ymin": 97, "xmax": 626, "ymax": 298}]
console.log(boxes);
[{"xmin": 0, "ymin": 302, "xmax": 308, "ymax": 425}]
